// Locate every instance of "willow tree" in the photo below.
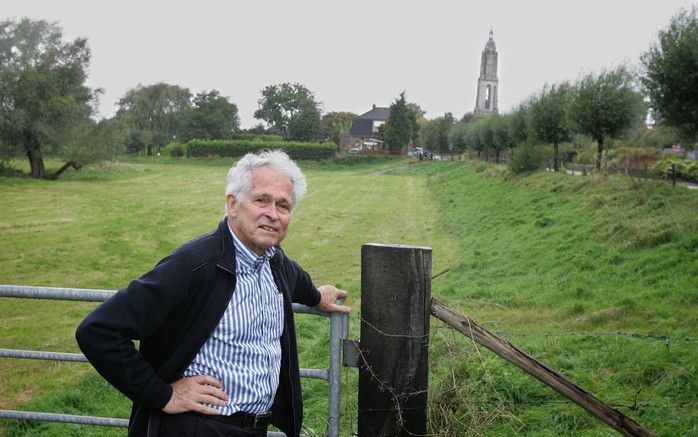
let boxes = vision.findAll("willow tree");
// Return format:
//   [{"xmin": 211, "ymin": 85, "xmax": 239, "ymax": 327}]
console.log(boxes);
[
  {"xmin": 116, "ymin": 83, "xmax": 192, "ymax": 155},
  {"xmin": 642, "ymin": 6, "xmax": 698, "ymax": 139},
  {"xmin": 571, "ymin": 67, "xmax": 645, "ymax": 170},
  {"xmin": 529, "ymin": 82, "xmax": 574, "ymax": 171},
  {"xmin": 0, "ymin": 19, "xmax": 114, "ymax": 179}
]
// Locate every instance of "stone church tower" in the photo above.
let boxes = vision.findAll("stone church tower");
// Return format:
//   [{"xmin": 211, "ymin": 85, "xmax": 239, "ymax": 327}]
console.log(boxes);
[{"xmin": 474, "ymin": 30, "xmax": 499, "ymax": 115}]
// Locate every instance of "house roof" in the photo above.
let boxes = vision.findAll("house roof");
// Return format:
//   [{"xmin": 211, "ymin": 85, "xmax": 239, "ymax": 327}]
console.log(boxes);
[
  {"xmin": 358, "ymin": 106, "xmax": 390, "ymax": 120},
  {"xmin": 349, "ymin": 105, "xmax": 390, "ymax": 137},
  {"xmin": 349, "ymin": 118, "xmax": 374, "ymax": 137}
]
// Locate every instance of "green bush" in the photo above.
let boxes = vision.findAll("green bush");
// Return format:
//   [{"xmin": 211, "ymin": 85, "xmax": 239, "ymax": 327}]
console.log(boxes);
[
  {"xmin": 186, "ymin": 140, "xmax": 337, "ymax": 160},
  {"xmin": 229, "ymin": 133, "xmax": 284, "ymax": 142},
  {"xmin": 558, "ymin": 141, "xmax": 578, "ymax": 166},
  {"xmin": 619, "ymin": 124, "xmax": 682, "ymax": 149},
  {"xmin": 651, "ymin": 157, "xmax": 698, "ymax": 182},
  {"xmin": 608, "ymin": 147, "xmax": 662, "ymax": 162},
  {"xmin": 573, "ymin": 141, "xmax": 601, "ymax": 165},
  {"xmin": 162, "ymin": 142, "xmax": 187, "ymax": 158},
  {"xmin": 509, "ymin": 143, "xmax": 547, "ymax": 174},
  {"xmin": 607, "ymin": 147, "xmax": 662, "ymax": 173},
  {"xmin": 170, "ymin": 145, "xmax": 184, "ymax": 157}
]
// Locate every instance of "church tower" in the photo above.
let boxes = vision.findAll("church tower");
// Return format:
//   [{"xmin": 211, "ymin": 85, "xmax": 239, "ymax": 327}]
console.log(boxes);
[{"xmin": 474, "ymin": 30, "xmax": 499, "ymax": 115}]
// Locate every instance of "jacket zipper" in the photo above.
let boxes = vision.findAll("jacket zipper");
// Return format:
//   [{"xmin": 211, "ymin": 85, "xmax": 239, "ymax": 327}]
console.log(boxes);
[
  {"xmin": 271, "ymin": 259, "xmax": 297, "ymax": 436},
  {"xmin": 287, "ymin": 319, "xmax": 297, "ymax": 435}
]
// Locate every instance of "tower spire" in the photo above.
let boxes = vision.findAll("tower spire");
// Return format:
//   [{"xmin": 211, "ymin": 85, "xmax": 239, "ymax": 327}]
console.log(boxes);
[{"xmin": 474, "ymin": 30, "xmax": 499, "ymax": 115}]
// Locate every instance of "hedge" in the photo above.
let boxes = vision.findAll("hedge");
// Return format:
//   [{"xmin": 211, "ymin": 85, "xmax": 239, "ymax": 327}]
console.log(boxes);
[
  {"xmin": 229, "ymin": 133, "xmax": 284, "ymax": 142},
  {"xmin": 187, "ymin": 140, "xmax": 337, "ymax": 161}
]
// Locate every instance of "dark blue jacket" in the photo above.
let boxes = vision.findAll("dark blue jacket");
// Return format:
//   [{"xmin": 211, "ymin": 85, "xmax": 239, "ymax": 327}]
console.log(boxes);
[{"xmin": 76, "ymin": 219, "xmax": 321, "ymax": 436}]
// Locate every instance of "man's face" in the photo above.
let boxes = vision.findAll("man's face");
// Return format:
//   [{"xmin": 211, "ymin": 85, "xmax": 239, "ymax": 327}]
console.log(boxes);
[{"xmin": 227, "ymin": 165, "xmax": 294, "ymax": 256}]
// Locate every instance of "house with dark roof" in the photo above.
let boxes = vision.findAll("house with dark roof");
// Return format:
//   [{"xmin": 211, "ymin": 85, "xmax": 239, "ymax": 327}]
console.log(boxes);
[{"xmin": 341, "ymin": 104, "xmax": 390, "ymax": 154}]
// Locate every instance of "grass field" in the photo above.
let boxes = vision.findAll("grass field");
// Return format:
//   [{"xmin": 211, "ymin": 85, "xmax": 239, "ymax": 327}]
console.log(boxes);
[{"xmin": 0, "ymin": 157, "xmax": 696, "ymax": 436}]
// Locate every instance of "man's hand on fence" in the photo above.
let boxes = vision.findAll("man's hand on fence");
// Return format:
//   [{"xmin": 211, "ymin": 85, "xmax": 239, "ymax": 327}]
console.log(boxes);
[
  {"xmin": 162, "ymin": 375, "xmax": 228, "ymax": 414},
  {"xmin": 317, "ymin": 285, "xmax": 351, "ymax": 313}
]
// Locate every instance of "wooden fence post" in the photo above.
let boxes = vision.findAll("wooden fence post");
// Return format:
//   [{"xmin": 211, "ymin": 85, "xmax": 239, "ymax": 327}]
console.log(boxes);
[{"xmin": 358, "ymin": 243, "xmax": 431, "ymax": 437}]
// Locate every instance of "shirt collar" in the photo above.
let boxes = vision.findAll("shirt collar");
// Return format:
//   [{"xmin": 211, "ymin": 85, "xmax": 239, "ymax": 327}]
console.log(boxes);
[{"xmin": 228, "ymin": 223, "xmax": 276, "ymax": 272}]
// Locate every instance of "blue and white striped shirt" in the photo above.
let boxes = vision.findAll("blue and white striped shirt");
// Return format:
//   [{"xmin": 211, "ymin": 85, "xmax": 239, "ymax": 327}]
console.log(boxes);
[{"xmin": 183, "ymin": 224, "xmax": 284, "ymax": 415}]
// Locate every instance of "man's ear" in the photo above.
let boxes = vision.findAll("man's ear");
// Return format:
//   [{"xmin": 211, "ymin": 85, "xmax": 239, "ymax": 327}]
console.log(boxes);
[{"xmin": 226, "ymin": 194, "xmax": 237, "ymax": 217}]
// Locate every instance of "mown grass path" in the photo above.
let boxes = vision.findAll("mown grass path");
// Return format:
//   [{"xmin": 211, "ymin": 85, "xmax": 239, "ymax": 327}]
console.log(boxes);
[{"xmin": 0, "ymin": 159, "xmax": 455, "ymax": 436}]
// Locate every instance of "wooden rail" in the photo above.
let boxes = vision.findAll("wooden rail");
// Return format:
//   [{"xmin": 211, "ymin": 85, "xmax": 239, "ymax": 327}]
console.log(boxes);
[{"xmin": 430, "ymin": 298, "xmax": 657, "ymax": 437}]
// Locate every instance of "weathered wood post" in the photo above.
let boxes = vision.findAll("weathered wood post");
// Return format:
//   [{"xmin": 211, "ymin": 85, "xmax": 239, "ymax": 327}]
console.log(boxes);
[{"xmin": 358, "ymin": 243, "xmax": 431, "ymax": 437}]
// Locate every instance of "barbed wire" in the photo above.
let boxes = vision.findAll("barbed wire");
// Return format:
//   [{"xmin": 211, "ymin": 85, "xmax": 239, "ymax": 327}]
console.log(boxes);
[
  {"xmin": 494, "ymin": 331, "xmax": 695, "ymax": 342},
  {"xmin": 357, "ymin": 313, "xmax": 430, "ymax": 338},
  {"xmin": 359, "ymin": 312, "xmax": 694, "ymax": 344}
]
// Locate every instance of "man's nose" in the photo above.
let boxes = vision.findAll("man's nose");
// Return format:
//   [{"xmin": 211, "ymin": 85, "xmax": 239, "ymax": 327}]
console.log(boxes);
[{"xmin": 264, "ymin": 203, "xmax": 279, "ymax": 220}]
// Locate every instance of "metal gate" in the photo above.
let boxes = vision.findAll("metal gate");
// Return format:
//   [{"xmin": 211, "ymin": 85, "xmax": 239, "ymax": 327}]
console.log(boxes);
[{"xmin": 0, "ymin": 285, "xmax": 349, "ymax": 437}]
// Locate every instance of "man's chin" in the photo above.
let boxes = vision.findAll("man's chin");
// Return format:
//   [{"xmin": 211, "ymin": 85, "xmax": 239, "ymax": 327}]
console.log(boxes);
[{"xmin": 255, "ymin": 237, "xmax": 280, "ymax": 250}]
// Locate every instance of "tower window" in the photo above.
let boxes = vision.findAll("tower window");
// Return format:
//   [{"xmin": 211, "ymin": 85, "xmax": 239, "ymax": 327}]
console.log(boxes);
[{"xmin": 485, "ymin": 86, "xmax": 491, "ymax": 110}]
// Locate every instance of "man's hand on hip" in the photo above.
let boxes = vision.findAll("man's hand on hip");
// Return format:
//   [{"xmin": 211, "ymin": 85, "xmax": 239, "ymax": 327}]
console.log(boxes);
[
  {"xmin": 316, "ymin": 285, "xmax": 351, "ymax": 313},
  {"xmin": 162, "ymin": 375, "xmax": 228, "ymax": 414}
]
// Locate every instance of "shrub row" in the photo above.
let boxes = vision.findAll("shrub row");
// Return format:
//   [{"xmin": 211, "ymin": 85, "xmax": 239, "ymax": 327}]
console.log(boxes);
[
  {"xmin": 187, "ymin": 140, "xmax": 337, "ymax": 161},
  {"xmin": 229, "ymin": 133, "xmax": 284, "ymax": 142}
]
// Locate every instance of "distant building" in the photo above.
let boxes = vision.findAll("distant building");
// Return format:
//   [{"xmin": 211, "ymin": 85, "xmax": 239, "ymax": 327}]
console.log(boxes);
[
  {"xmin": 342, "ymin": 104, "xmax": 390, "ymax": 154},
  {"xmin": 474, "ymin": 30, "xmax": 499, "ymax": 115}
]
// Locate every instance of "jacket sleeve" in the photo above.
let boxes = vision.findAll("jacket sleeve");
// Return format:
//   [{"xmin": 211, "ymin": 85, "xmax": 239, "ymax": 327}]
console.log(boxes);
[{"xmin": 75, "ymin": 248, "xmax": 193, "ymax": 410}]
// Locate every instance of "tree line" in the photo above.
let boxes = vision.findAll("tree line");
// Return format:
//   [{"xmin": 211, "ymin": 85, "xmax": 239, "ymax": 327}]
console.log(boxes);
[
  {"xmin": 446, "ymin": 67, "xmax": 645, "ymax": 172},
  {"xmin": 387, "ymin": 5, "xmax": 697, "ymax": 172},
  {"xmin": 0, "ymin": 18, "xmax": 353, "ymax": 179},
  {"xmin": 1, "ymin": 6, "xmax": 695, "ymax": 179}
]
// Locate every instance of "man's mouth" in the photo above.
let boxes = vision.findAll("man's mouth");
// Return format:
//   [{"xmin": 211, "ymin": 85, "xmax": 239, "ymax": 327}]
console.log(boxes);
[{"xmin": 259, "ymin": 225, "xmax": 277, "ymax": 232}]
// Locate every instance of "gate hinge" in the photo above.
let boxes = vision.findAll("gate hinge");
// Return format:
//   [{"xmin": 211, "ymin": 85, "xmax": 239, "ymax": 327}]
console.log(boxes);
[{"xmin": 342, "ymin": 339, "xmax": 361, "ymax": 368}]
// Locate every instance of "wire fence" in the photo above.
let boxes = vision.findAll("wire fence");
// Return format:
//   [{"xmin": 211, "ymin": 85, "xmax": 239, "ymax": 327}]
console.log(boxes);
[{"xmin": 347, "ymin": 308, "xmax": 694, "ymax": 437}]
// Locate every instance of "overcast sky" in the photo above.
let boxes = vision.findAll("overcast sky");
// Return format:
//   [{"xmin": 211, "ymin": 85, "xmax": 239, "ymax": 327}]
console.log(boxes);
[{"xmin": 4, "ymin": 0, "xmax": 695, "ymax": 128}]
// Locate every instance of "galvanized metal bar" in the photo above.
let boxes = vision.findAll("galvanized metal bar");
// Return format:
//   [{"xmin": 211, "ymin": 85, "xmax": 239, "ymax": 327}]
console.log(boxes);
[
  {"xmin": 0, "ymin": 286, "xmax": 331, "ymax": 315},
  {"xmin": 0, "ymin": 285, "xmax": 329, "ymax": 317},
  {"xmin": 0, "ymin": 349, "xmax": 87, "ymax": 362},
  {"xmin": 0, "ymin": 285, "xmax": 115, "ymax": 302},
  {"xmin": 0, "ymin": 409, "xmax": 129, "ymax": 427},
  {"xmin": 292, "ymin": 302, "xmax": 329, "ymax": 317},
  {"xmin": 0, "ymin": 410, "xmax": 309, "ymax": 436},
  {"xmin": 299, "ymin": 368, "xmax": 329, "ymax": 380},
  {"xmin": 327, "ymin": 310, "xmax": 349, "ymax": 437},
  {"xmin": 1, "ymin": 285, "xmax": 349, "ymax": 436}
]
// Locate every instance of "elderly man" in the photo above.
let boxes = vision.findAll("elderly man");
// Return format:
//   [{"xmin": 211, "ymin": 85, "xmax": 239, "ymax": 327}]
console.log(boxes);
[{"xmin": 76, "ymin": 150, "xmax": 349, "ymax": 437}]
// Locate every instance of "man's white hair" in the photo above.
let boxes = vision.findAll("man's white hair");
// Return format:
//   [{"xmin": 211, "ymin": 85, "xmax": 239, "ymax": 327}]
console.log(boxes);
[{"xmin": 225, "ymin": 150, "xmax": 307, "ymax": 215}]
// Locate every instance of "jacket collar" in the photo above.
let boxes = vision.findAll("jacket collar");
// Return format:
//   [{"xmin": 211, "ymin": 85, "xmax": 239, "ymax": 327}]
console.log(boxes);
[
  {"xmin": 216, "ymin": 217, "xmax": 287, "ymax": 276},
  {"xmin": 215, "ymin": 218, "xmax": 237, "ymax": 274}
]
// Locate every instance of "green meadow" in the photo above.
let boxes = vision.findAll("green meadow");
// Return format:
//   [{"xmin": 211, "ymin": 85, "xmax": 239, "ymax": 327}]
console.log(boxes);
[{"xmin": 0, "ymin": 158, "xmax": 696, "ymax": 436}]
